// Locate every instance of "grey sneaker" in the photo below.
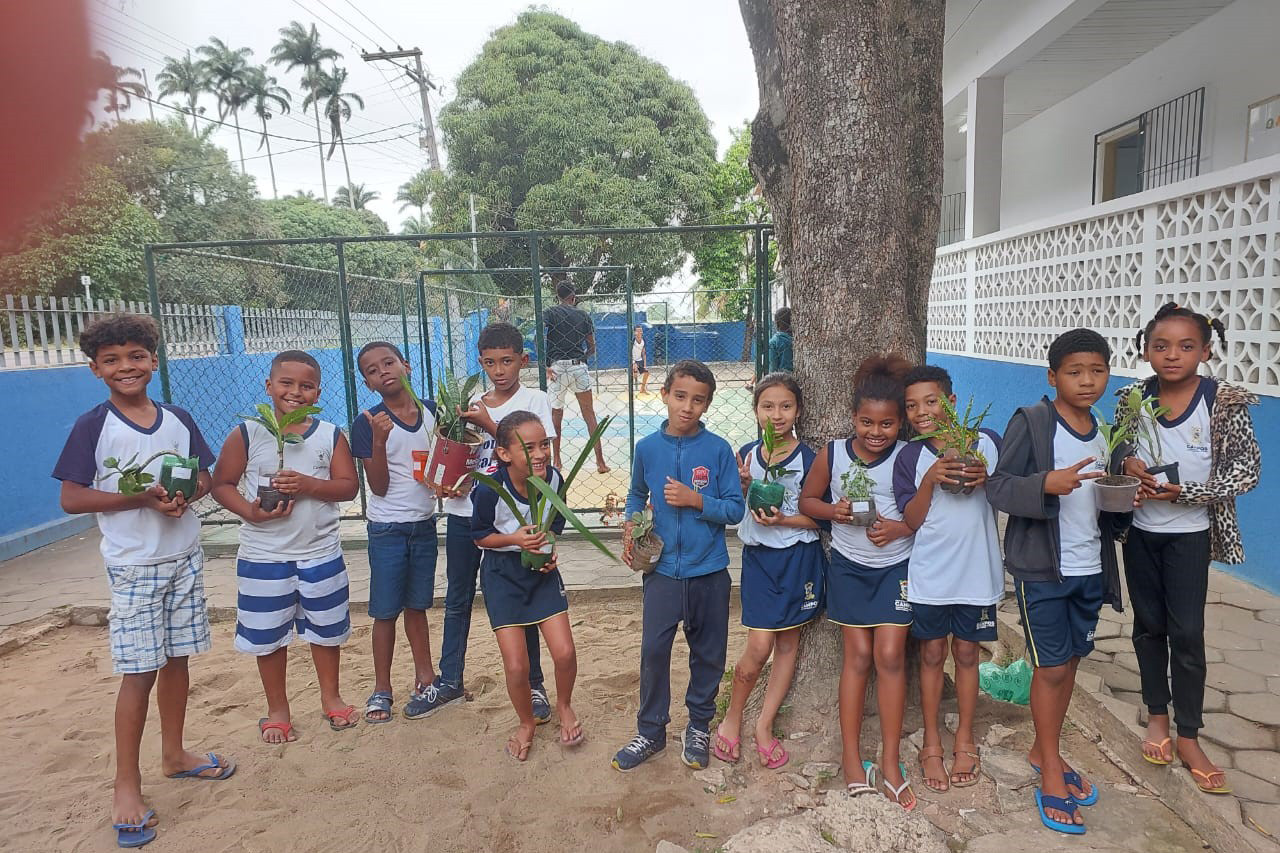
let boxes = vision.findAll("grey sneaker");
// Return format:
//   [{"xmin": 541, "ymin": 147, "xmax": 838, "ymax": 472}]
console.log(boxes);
[
  {"xmin": 531, "ymin": 687, "xmax": 551, "ymax": 725},
  {"xmin": 681, "ymin": 724, "xmax": 711, "ymax": 769},
  {"xmin": 612, "ymin": 733, "xmax": 666, "ymax": 772},
  {"xmin": 403, "ymin": 679, "xmax": 463, "ymax": 719}
]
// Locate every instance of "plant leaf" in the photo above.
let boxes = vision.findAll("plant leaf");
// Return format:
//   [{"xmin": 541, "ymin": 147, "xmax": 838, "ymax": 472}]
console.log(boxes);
[
  {"xmin": 559, "ymin": 414, "xmax": 613, "ymax": 499},
  {"xmin": 469, "ymin": 470, "xmax": 529, "ymax": 527},
  {"xmin": 528, "ymin": 477, "xmax": 617, "ymax": 562}
]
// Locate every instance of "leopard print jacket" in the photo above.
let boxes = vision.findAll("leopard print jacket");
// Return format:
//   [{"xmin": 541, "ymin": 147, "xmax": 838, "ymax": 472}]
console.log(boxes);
[{"xmin": 1114, "ymin": 377, "xmax": 1260, "ymax": 563}]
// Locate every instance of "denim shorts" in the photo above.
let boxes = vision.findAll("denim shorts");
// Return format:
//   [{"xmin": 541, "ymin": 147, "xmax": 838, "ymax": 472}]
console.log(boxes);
[
  {"xmin": 106, "ymin": 548, "xmax": 212, "ymax": 674},
  {"xmin": 367, "ymin": 518, "xmax": 439, "ymax": 619}
]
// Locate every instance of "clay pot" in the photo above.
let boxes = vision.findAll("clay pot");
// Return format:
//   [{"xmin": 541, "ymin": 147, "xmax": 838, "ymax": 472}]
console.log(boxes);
[
  {"xmin": 747, "ymin": 479, "xmax": 786, "ymax": 517},
  {"xmin": 630, "ymin": 531, "xmax": 664, "ymax": 573},
  {"xmin": 1094, "ymin": 474, "xmax": 1141, "ymax": 512}
]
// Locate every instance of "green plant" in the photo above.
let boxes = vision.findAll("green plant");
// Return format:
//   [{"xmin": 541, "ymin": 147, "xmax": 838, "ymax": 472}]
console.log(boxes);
[
  {"xmin": 840, "ymin": 458, "xmax": 874, "ymax": 501},
  {"xmin": 97, "ymin": 451, "xmax": 171, "ymax": 496},
  {"xmin": 1093, "ymin": 405, "xmax": 1138, "ymax": 460},
  {"xmin": 629, "ymin": 508, "xmax": 656, "ymax": 543},
  {"xmin": 432, "ymin": 371, "xmax": 483, "ymax": 441},
  {"xmin": 1114, "ymin": 385, "xmax": 1172, "ymax": 464},
  {"xmin": 238, "ymin": 402, "xmax": 323, "ymax": 472},
  {"xmin": 756, "ymin": 420, "xmax": 789, "ymax": 484},
  {"xmin": 911, "ymin": 395, "xmax": 992, "ymax": 466}
]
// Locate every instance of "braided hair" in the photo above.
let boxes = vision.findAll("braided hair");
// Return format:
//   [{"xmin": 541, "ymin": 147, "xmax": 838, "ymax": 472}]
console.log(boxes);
[{"xmin": 1135, "ymin": 302, "xmax": 1227, "ymax": 353}]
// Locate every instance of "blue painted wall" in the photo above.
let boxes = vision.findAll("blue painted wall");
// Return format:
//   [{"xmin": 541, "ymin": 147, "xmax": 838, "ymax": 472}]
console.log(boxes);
[{"xmin": 929, "ymin": 353, "xmax": 1278, "ymax": 594}]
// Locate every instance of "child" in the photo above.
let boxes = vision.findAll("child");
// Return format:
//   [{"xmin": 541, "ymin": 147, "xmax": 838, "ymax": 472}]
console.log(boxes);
[
  {"xmin": 614, "ymin": 359, "xmax": 746, "ymax": 772},
  {"xmin": 987, "ymin": 329, "xmax": 1128, "ymax": 835},
  {"xmin": 714, "ymin": 373, "xmax": 823, "ymax": 770},
  {"xmin": 632, "ymin": 325, "xmax": 651, "ymax": 395},
  {"xmin": 1118, "ymin": 303, "xmax": 1259, "ymax": 793},
  {"xmin": 409, "ymin": 322, "xmax": 555, "ymax": 719},
  {"xmin": 471, "ymin": 412, "xmax": 582, "ymax": 760},
  {"xmin": 54, "ymin": 314, "xmax": 233, "ymax": 849},
  {"xmin": 350, "ymin": 341, "xmax": 439, "ymax": 723},
  {"xmin": 768, "ymin": 308, "xmax": 793, "ymax": 372},
  {"xmin": 800, "ymin": 355, "xmax": 916, "ymax": 808},
  {"xmin": 895, "ymin": 366, "xmax": 1002, "ymax": 792},
  {"xmin": 211, "ymin": 350, "xmax": 361, "ymax": 742}
]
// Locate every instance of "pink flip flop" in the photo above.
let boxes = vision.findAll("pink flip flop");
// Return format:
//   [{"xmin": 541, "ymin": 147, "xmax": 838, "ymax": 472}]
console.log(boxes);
[
  {"xmin": 755, "ymin": 737, "xmax": 789, "ymax": 770},
  {"xmin": 713, "ymin": 728, "xmax": 740, "ymax": 764}
]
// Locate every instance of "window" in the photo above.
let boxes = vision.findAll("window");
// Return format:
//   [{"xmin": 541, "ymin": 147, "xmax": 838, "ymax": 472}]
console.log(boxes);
[{"xmin": 1092, "ymin": 87, "xmax": 1205, "ymax": 203}]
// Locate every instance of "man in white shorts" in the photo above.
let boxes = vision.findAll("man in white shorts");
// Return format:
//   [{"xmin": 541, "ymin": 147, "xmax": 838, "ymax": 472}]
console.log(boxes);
[{"xmin": 544, "ymin": 281, "xmax": 611, "ymax": 473}]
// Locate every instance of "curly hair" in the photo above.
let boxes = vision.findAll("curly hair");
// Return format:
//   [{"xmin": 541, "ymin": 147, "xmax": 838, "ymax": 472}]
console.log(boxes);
[
  {"xmin": 79, "ymin": 314, "xmax": 158, "ymax": 359},
  {"xmin": 903, "ymin": 364, "xmax": 952, "ymax": 396},
  {"xmin": 1135, "ymin": 302, "xmax": 1227, "ymax": 353}
]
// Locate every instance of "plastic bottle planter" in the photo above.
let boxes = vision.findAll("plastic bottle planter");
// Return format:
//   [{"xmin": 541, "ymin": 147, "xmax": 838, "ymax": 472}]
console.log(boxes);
[
  {"xmin": 840, "ymin": 464, "xmax": 878, "ymax": 526},
  {"xmin": 1093, "ymin": 474, "xmax": 1141, "ymax": 512},
  {"xmin": 257, "ymin": 471, "xmax": 291, "ymax": 513},
  {"xmin": 747, "ymin": 480, "xmax": 786, "ymax": 516},
  {"xmin": 160, "ymin": 455, "xmax": 199, "ymax": 501},
  {"xmin": 423, "ymin": 428, "xmax": 484, "ymax": 491},
  {"xmin": 522, "ymin": 532, "xmax": 556, "ymax": 571}
]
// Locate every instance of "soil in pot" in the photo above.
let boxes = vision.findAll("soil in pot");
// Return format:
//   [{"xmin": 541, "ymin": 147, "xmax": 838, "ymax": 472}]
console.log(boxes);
[
  {"xmin": 630, "ymin": 532, "xmax": 664, "ymax": 573},
  {"xmin": 847, "ymin": 493, "xmax": 877, "ymax": 527},
  {"xmin": 747, "ymin": 480, "xmax": 785, "ymax": 517},
  {"xmin": 521, "ymin": 533, "xmax": 557, "ymax": 571},
  {"xmin": 1094, "ymin": 474, "xmax": 1141, "ymax": 512},
  {"xmin": 939, "ymin": 448, "xmax": 983, "ymax": 495}
]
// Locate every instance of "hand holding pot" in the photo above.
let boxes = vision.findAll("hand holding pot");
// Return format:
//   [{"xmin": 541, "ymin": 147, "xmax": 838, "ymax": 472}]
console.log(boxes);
[
  {"xmin": 959, "ymin": 463, "xmax": 988, "ymax": 489},
  {"xmin": 751, "ymin": 507, "xmax": 787, "ymax": 526},
  {"xmin": 866, "ymin": 515, "xmax": 911, "ymax": 547},
  {"xmin": 537, "ymin": 552, "xmax": 559, "ymax": 574},
  {"xmin": 1123, "ymin": 456, "xmax": 1163, "ymax": 493},
  {"xmin": 141, "ymin": 484, "xmax": 186, "ymax": 518},
  {"xmin": 621, "ymin": 521, "xmax": 635, "ymax": 567},
  {"xmin": 513, "ymin": 524, "xmax": 548, "ymax": 553},
  {"xmin": 271, "ymin": 469, "xmax": 311, "ymax": 496},
  {"xmin": 831, "ymin": 498, "xmax": 854, "ymax": 524},
  {"xmin": 1140, "ymin": 481, "xmax": 1181, "ymax": 502},
  {"xmin": 1044, "ymin": 457, "xmax": 1104, "ymax": 496},
  {"xmin": 246, "ymin": 496, "xmax": 293, "ymax": 523},
  {"xmin": 925, "ymin": 457, "xmax": 964, "ymax": 488},
  {"xmin": 458, "ymin": 402, "xmax": 496, "ymax": 437}
]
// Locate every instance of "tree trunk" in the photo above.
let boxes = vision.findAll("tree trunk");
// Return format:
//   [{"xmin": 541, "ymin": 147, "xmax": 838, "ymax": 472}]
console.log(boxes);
[
  {"xmin": 738, "ymin": 0, "xmax": 944, "ymax": 741},
  {"xmin": 232, "ymin": 110, "xmax": 246, "ymax": 173},
  {"xmin": 263, "ymin": 120, "xmax": 279, "ymax": 199},
  {"xmin": 310, "ymin": 70, "xmax": 329, "ymax": 203},
  {"xmin": 339, "ymin": 130, "xmax": 355, "ymax": 210}
]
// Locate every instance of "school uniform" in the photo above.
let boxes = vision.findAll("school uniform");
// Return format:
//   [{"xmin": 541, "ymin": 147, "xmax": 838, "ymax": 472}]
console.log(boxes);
[
  {"xmin": 53, "ymin": 401, "xmax": 215, "ymax": 674},
  {"xmin": 350, "ymin": 401, "xmax": 439, "ymax": 620},
  {"xmin": 737, "ymin": 440, "xmax": 824, "ymax": 631},
  {"xmin": 892, "ymin": 430, "xmax": 1003, "ymax": 642},
  {"xmin": 234, "ymin": 418, "xmax": 351, "ymax": 655},
  {"xmin": 438, "ymin": 385, "xmax": 555, "ymax": 689},
  {"xmin": 625, "ymin": 421, "xmax": 746, "ymax": 741},
  {"xmin": 471, "ymin": 467, "xmax": 568, "ymax": 629},
  {"xmin": 825, "ymin": 439, "xmax": 914, "ymax": 628}
]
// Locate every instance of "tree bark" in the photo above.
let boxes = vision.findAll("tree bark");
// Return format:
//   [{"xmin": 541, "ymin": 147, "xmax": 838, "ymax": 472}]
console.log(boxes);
[{"xmin": 738, "ymin": 0, "xmax": 944, "ymax": 737}]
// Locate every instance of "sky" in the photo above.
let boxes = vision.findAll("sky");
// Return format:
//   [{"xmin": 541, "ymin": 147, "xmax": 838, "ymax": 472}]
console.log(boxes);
[{"xmin": 88, "ymin": 0, "xmax": 760, "ymax": 231}]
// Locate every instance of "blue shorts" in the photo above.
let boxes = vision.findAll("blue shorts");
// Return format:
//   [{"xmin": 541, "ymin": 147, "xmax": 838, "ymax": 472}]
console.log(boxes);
[
  {"xmin": 480, "ymin": 550, "xmax": 568, "ymax": 630},
  {"xmin": 367, "ymin": 518, "xmax": 438, "ymax": 619},
  {"xmin": 826, "ymin": 551, "xmax": 912, "ymax": 628},
  {"xmin": 910, "ymin": 603, "xmax": 999, "ymax": 643},
  {"xmin": 741, "ymin": 540, "xmax": 825, "ymax": 631},
  {"xmin": 1015, "ymin": 574, "xmax": 1103, "ymax": 668},
  {"xmin": 234, "ymin": 552, "xmax": 351, "ymax": 655}
]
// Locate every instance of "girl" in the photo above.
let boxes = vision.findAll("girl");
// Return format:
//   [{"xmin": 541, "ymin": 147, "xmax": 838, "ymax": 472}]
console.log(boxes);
[
  {"xmin": 713, "ymin": 373, "xmax": 824, "ymax": 770},
  {"xmin": 632, "ymin": 325, "xmax": 651, "ymax": 395},
  {"xmin": 800, "ymin": 355, "xmax": 916, "ymax": 809},
  {"xmin": 1119, "ymin": 303, "xmax": 1260, "ymax": 794},
  {"xmin": 470, "ymin": 411, "xmax": 583, "ymax": 761}
]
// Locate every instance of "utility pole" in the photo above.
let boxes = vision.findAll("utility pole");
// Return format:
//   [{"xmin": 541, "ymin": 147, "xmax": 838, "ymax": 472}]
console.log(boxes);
[
  {"xmin": 361, "ymin": 48, "xmax": 441, "ymax": 171},
  {"xmin": 469, "ymin": 193, "xmax": 479, "ymax": 269},
  {"xmin": 141, "ymin": 69, "xmax": 156, "ymax": 121}
]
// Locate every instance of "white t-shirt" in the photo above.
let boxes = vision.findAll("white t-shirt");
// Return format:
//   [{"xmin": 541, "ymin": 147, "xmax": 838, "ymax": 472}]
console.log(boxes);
[
  {"xmin": 349, "ymin": 400, "xmax": 438, "ymax": 523},
  {"xmin": 1134, "ymin": 378, "xmax": 1213, "ymax": 534},
  {"xmin": 827, "ymin": 439, "xmax": 913, "ymax": 567},
  {"xmin": 443, "ymin": 385, "xmax": 557, "ymax": 517},
  {"xmin": 632, "ymin": 339, "xmax": 645, "ymax": 362},
  {"xmin": 736, "ymin": 440, "xmax": 820, "ymax": 549},
  {"xmin": 237, "ymin": 418, "xmax": 342, "ymax": 562},
  {"xmin": 894, "ymin": 430, "xmax": 1003, "ymax": 605},
  {"xmin": 53, "ymin": 401, "xmax": 214, "ymax": 566},
  {"xmin": 1053, "ymin": 414, "xmax": 1105, "ymax": 577}
]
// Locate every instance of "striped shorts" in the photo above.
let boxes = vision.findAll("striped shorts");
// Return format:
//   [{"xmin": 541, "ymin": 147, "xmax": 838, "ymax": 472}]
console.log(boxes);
[
  {"xmin": 106, "ymin": 548, "xmax": 212, "ymax": 674},
  {"xmin": 234, "ymin": 551, "xmax": 351, "ymax": 655}
]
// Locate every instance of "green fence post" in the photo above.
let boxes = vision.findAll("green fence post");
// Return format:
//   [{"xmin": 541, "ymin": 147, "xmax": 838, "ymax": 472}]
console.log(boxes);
[
  {"xmin": 625, "ymin": 266, "xmax": 636, "ymax": 467},
  {"xmin": 756, "ymin": 227, "xmax": 770, "ymax": 374},
  {"xmin": 144, "ymin": 246, "xmax": 172, "ymax": 404},
  {"xmin": 443, "ymin": 282, "xmax": 456, "ymax": 381},
  {"xmin": 529, "ymin": 234, "xmax": 548, "ymax": 390},
  {"xmin": 416, "ymin": 272, "xmax": 433, "ymax": 395},
  {"xmin": 398, "ymin": 282, "xmax": 411, "ymax": 366},
  {"xmin": 335, "ymin": 241, "xmax": 365, "ymax": 518}
]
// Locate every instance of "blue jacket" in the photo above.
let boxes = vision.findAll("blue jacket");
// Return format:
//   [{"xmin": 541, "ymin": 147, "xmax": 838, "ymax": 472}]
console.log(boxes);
[{"xmin": 625, "ymin": 421, "xmax": 745, "ymax": 579}]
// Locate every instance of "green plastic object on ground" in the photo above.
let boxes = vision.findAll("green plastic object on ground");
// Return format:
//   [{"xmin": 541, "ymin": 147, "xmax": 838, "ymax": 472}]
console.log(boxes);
[{"xmin": 979, "ymin": 659, "xmax": 1032, "ymax": 705}]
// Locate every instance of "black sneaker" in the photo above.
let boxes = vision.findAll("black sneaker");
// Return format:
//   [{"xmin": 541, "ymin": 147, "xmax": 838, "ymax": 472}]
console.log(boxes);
[
  {"xmin": 403, "ymin": 679, "xmax": 463, "ymax": 719},
  {"xmin": 530, "ymin": 687, "xmax": 552, "ymax": 725},
  {"xmin": 611, "ymin": 733, "xmax": 666, "ymax": 772},
  {"xmin": 681, "ymin": 724, "xmax": 711, "ymax": 769}
]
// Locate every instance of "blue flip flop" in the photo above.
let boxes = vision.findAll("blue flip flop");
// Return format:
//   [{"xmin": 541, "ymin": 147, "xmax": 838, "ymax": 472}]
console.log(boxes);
[
  {"xmin": 1030, "ymin": 761, "xmax": 1099, "ymax": 806},
  {"xmin": 364, "ymin": 690, "xmax": 394, "ymax": 724},
  {"xmin": 113, "ymin": 809, "xmax": 157, "ymax": 848},
  {"xmin": 1035, "ymin": 789, "xmax": 1086, "ymax": 835},
  {"xmin": 165, "ymin": 752, "xmax": 236, "ymax": 781}
]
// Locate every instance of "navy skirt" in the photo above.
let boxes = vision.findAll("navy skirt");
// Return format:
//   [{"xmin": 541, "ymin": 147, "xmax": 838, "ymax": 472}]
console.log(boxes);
[
  {"xmin": 480, "ymin": 550, "xmax": 568, "ymax": 630},
  {"xmin": 741, "ymin": 540, "xmax": 826, "ymax": 631},
  {"xmin": 826, "ymin": 550, "xmax": 912, "ymax": 628}
]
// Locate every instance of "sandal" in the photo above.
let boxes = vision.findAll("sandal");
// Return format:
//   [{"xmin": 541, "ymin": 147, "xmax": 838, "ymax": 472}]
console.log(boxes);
[
  {"xmin": 1142, "ymin": 737, "xmax": 1173, "ymax": 766},
  {"xmin": 258, "ymin": 717, "xmax": 296, "ymax": 744},
  {"xmin": 883, "ymin": 769, "xmax": 916, "ymax": 812},
  {"xmin": 1035, "ymin": 789, "xmax": 1085, "ymax": 835},
  {"xmin": 506, "ymin": 734, "xmax": 532, "ymax": 762},
  {"xmin": 713, "ymin": 727, "xmax": 740, "ymax": 764},
  {"xmin": 918, "ymin": 745, "xmax": 949, "ymax": 792},
  {"xmin": 165, "ymin": 752, "xmax": 236, "ymax": 781},
  {"xmin": 755, "ymin": 737, "xmax": 789, "ymax": 770},
  {"xmin": 1185, "ymin": 765, "xmax": 1232, "ymax": 795},
  {"xmin": 560, "ymin": 717, "xmax": 585, "ymax": 747},
  {"xmin": 364, "ymin": 691, "xmax": 393, "ymax": 724},
  {"xmin": 848, "ymin": 761, "xmax": 878, "ymax": 796},
  {"xmin": 950, "ymin": 743, "xmax": 981, "ymax": 788},
  {"xmin": 113, "ymin": 809, "xmax": 157, "ymax": 849},
  {"xmin": 1029, "ymin": 759, "xmax": 1098, "ymax": 806},
  {"xmin": 324, "ymin": 705, "xmax": 359, "ymax": 731}
]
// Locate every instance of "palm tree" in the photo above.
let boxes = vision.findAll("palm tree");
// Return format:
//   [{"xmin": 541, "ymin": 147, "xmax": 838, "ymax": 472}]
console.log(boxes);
[
  {"xmin": 400, "ymin": 214, "xmax": 429, "ymax": 235},
  {"xmin": 243, "ymin": 66, "xmax": 292, "ymax": 199},
  {"xmin": 197, "ymin": 37, "xmax": 254, "ymax": 171},
  {"xmin": 156, "ymin": 51, "xmax": 208, "ymax": 132},
  {"xmin": 271, "ymin": 21, "xmax": 341, "ymax": 203},
  {"xmin": 90, "ymin": 52, "xmax": 147, "ymax": 123},
  {"xmin": 302, "ymin": 65, "xmax": 365, "ymax": 210},
  {"xmin": 333, "ymin": 183, "xmax": 379, "ymax": 210},
  {"xmin": 396, "ymin": 169, "xmax": 436, "ymax": 225}
]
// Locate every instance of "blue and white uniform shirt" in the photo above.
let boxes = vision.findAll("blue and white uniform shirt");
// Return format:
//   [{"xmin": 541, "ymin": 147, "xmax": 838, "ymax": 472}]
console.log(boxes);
[
  {"xmin": 350, "ymin": 400, "xmax": 438, "ymax": 523},
  {"xmin": 1134, "ymin": 377, "xmax": 1214, "ymax": 534},
  {"xmin": 471, "ymin": 466, "xmax": 567, "ymax": 551},
  {"xmin": 827, "ymin": 439, "xmax": 913, "ymax": 567},
  {"xmin": 1055, "ymin": 414, "xmax": 1104, "ymax": 577},
  {"xmin": 737, "ymin": 440, "xmax": 819, "ymax": 549}
]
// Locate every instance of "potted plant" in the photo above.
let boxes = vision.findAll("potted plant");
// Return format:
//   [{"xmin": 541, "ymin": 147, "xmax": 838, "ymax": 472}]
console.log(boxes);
[
  {"xmin": 746, "ymin": 420, "xmax": 788, "ymax": 516},
  {"xmin": 840, "ymin": 458, "xmax": 878, "ymax": 526},
  {"xmin": 399, "ymin": 375, "xmax": 434, "ymax": 484},
  {"xmin": 423, "ymin": 371, "xmax": 484, "ymax": 491},
  {"xmin": 911, "ymin": 396, "xmax": 992, "ymax": 495},
  {"xmin": 1092, "ymin": 407, "xmax": 1141, "ymax": 512},
  {"xmin": 237, "ymin": 402, "xmax": 323, "ymax": 512},
  {"xmin": 158, "ymin": 455, "xmax": 201, "ymax": 500},
  {"xmin": 628, "ymin": 507, "xmax": 664, "ymax": 572},
  {"xmin": 470, "ymin": 417, "xmax": 616, "ymax": 571},
  {"xmin": 1116, "ymin": 385, "xmax": 1177, "ymax": 486}
]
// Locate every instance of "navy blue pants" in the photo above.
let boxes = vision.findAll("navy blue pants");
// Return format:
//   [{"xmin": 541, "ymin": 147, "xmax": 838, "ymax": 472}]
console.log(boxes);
[{"xmin": 638, "ymin": 569, "xmax": 731, "ymax": 740}]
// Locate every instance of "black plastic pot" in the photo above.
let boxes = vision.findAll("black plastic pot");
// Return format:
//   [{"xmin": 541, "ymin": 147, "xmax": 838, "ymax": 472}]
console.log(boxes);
[
  {"xmin": 257, "ymin": 472, "xmax": 292, "ymax": 513},
  {"xmin": 1146, "ymin": 462, "xmax": 1181, "ymax": 489},
  {"xmin": 847, "ymin": 493, "xmax": 878, "ymax": 527},
  {"xmin": 940, "ymin": 448, "xmax": 982, "ymax": 495}
]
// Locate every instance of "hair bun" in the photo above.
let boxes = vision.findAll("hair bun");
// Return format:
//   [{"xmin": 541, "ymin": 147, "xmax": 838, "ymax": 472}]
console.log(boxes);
[{"xmin": 853, "ymin": 353, "xmax": 912, "ymax": 387}]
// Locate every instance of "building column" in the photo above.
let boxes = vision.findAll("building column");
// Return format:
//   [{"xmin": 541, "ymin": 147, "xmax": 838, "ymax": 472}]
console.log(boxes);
[{"xmin": 964, "ymin": 76, "xmax": 1005, "ymax": 240}]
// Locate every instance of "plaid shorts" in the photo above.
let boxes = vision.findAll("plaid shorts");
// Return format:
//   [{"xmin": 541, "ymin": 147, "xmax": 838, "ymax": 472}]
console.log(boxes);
[{"xmin": 105, "ymin": 548, "xmax": 212, "ymax": 674}]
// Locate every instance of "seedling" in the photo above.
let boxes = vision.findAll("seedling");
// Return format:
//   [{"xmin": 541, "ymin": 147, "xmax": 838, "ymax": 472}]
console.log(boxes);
[
  {"xmin": 912, "ymin": 396, "xmax": 992, "ymax": 494},
  {"xmin": 628, "ymin": 506, "xmax": 664, "ymax": 572},
  {"xmin": 1115, "ymin": 385, "xmax": 1177, "ymax": 484},
  {"xmin": 840, "ymin": 458, "xmax": 878, "ymax": 526},
  {"xmin": 1091, "ymin": 404, "xmax": 1142, "ymax": 511},
  {"xmin": 746, "ymin": 420, "xmax": 790, "ymax": 516},
  {"xmin": 238, "ymin": 402, "xmax": 323, "ymax": 511},
  {"xmin": 421, "ymin": 371, "xmax": 485, "ymax": 490},
  {"xmin": 434, "ymin": 371, "xmax": 482, "ymax": 442},
  {"xmin": 98, "ymin": 452, "xmax": 170, "ymax": 496}
]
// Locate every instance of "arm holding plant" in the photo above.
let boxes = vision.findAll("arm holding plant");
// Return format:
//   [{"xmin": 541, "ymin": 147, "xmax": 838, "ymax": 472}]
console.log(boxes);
[
  {"xmin": 274, "ymin": 432, "xmax": 359, "ymax": 501},
  {"xmin": 799, "ymin": 446, "xmax": 850, "ymax": 523},
  {"xmin": 210, "ymin": 428, "xmax": 292, "ymax": 523},
  {"xmin": 60, "ymin": 480, "xmax": 185, "ymax": 516}
]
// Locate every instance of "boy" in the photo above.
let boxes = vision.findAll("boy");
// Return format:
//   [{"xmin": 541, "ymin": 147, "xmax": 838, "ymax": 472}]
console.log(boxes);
[
  {"xmin": 614, "ymin": 359, "xmax": 746, "ymax": 772},
  {"xmin": 350, "ymin": 342, "xmax": 439, "ymax": 722},
  {"xmin": 987, "ymin": 329, "xmax": 1127, "ymax": 835},
  {"xmin": 632, "ymin": 325, "xmax": 651, "ymax": 395},
  {"xmin": 406, "ymin": 322, "xmax": 555, "ymax": 719},
  {"xmin": 894, "ymin": 366, "xmax": 1003, "ymax": 793},
  {"xmin": 53, "ymin": 314, "xmax": 233, "ymax": 849},
  {"xmin": 211, "ymin": 350, "xmax": 361, "ymax": 741},
  {"xmin": 768, "ymin": 308, "xmax": 793, "ymax": 372}
]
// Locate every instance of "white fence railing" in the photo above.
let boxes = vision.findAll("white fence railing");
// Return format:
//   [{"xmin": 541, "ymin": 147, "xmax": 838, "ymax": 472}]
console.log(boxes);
[
  {"xmin": 929, "ymin": 153, "xmax": 1280, "ymax": 397},
  {"xmin": 242, "ymin": 308, "xmax": 424, "ymax": 354}
]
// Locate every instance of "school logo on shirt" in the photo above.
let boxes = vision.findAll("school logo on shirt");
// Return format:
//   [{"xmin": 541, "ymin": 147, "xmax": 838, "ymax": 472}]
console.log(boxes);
[
  {"xmin": 1085, "ymin": 628, "xmax": 1096, "ymax": 642},
  {"xmin": 802, "ymin": 581, "xmax": 817, "ymax": 610},
  {"xmin": 691, "ymin": 465, "xmax": 710, "ymax": 491},
  {"xmin": 1191, "ymin": 426, "xmax": 1203, "ymax": 445},
  {"xmin": 976, "ymin": 608, "xmax": 995, "ymax": 631},
  {"xmin": 895, "ymin": 580, "xmax": 912, "ymax": 612}
]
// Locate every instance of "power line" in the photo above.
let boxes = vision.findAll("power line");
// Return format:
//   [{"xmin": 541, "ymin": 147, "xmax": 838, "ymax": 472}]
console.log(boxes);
[
  {"xmin": 338, "ymin": 0, "xmax": 398, "ymax": 48},
  {"xmin": 93, "ymin": 0, "xmax": 192, "ymax": 54}
]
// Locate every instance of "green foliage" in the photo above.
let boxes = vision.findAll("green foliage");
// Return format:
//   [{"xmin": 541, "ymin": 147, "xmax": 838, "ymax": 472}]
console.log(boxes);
[
  {"xmin": 756, "ymin": 419, "xmax": 788, "ymax": 484},
  {"xmin": 433, "ymin": 10, "xmax": 717, "ymax": 294},
  {"xmin": 333, "ymin": 183, "xmax": 379, "ymax": 210},
  {"xmin": 1113, "ymin": 385, "xmax": 1173, "ymax": 464},
  {"xmin": 433, "ymin": 372, "xmax": 483, "ymax": 441},
  {"xmin": 911, "ymin": 396, "xmax": 992, "ymax": 462},
  {"xmin": 629, "ymin": 508, "xmax": 655, "ymax": 541},
  {"xmin": 238, "ymin": 402, "xmax": 322, "ymax": 471},
  {"xmin": 97, "ymin": 451, "xmax": 170, "ymax": 496},
  {"xmin": 840, "ymin": 459, "xmax": 874, "ymax": 501}
]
